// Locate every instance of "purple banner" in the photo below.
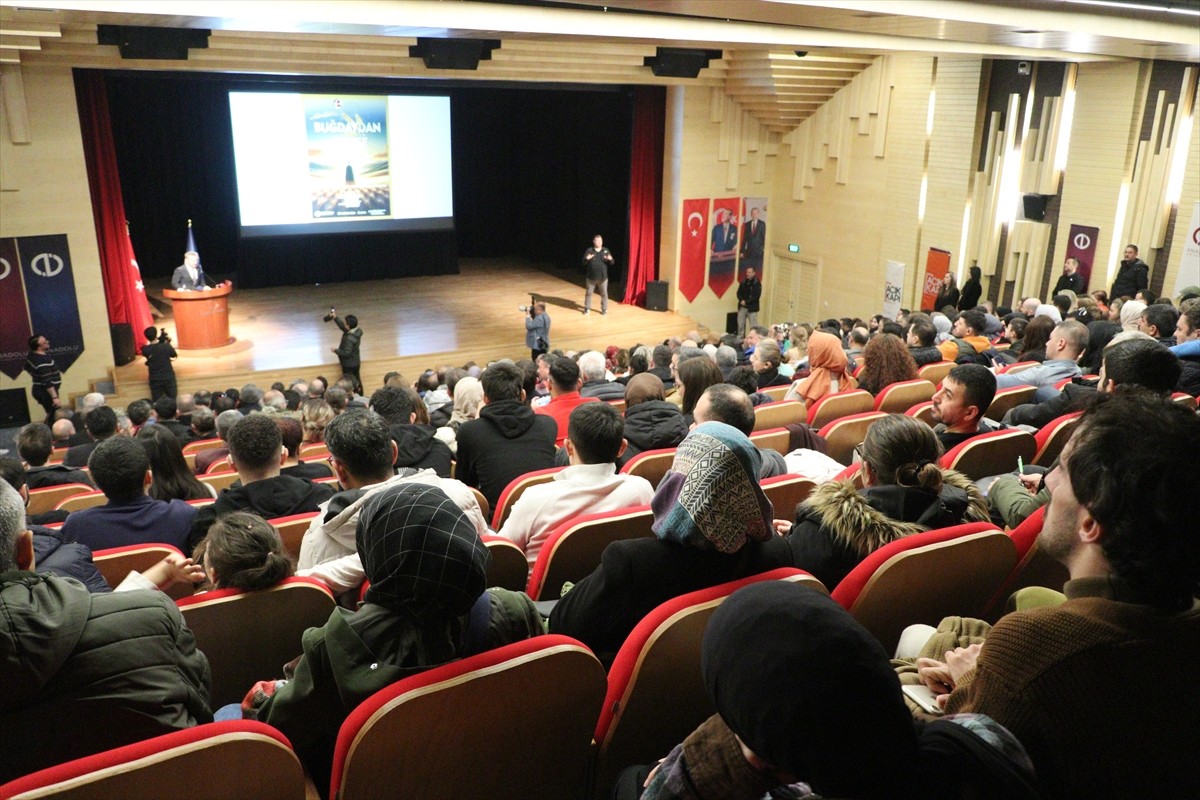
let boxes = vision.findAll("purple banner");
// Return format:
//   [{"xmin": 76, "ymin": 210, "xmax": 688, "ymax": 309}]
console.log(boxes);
[
  {"xmin": 16, "ymin": 234, "xmax": 85, "ymax": 373},
  {"xmin": 1065, "ymin": 224, "xmax": 1100, "ymax": 292},
  {"xmin": 0, "ymin": 238, "xmax": 32, "ymax": 380}
]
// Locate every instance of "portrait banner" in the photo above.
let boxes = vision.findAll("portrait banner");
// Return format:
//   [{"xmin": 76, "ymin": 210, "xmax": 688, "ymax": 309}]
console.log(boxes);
[
  {"xmin": 709, "ymin": 197, "xmax": 741, "ymax": 299},
  {"xmin": 739, "ymin": 197, "xmax": 768, "ymax": 281},
  {"xmin": 679, "ymin": 198, "xmax": 710, "ymax": 302}
]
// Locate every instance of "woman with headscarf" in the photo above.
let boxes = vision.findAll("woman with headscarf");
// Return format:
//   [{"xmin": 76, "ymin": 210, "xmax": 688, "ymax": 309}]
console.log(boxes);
[
  {"xmin": 253, "ymin": 483, "xmax": 491, "ymax": 797},
  {"xmin": 434, "ymin": 375, "xmax": 484, "ymax": 454},
  {"xmin": 1118, "ymin": 299, "xmax": 1147, "ymax": 332},
  {"xmin": 931, "ymin": 313, "xmax": 953, "ymax": 345},
  {"xmin": 549, "ymin": 422, "xmax": 792, "ymax": 661},
  {"xmin": 617, "ymin": 373, "xmax": 689, "ymax": 469},
  {"xmin": 626, "ymin": 582, "xmax": 1041, "ymax": 800},
  {"xmin": 782, "ymin": 414, "xmax": 988, "ymax": 589},
  {"xmin": 783, "ymin": 330, "xmax": 858, "ymax": 407}
]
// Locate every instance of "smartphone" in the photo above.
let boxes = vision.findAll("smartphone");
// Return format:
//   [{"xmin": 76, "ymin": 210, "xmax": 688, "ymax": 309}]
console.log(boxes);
[{"xmin": 902, "ymin": 684, "xmax": 945, "ymax": 715}]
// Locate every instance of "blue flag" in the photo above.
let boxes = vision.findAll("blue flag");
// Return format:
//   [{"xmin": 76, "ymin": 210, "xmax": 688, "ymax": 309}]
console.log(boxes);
[{"xmin": 186, "ymin": 221, "xmax": 205, "ymax": 284}]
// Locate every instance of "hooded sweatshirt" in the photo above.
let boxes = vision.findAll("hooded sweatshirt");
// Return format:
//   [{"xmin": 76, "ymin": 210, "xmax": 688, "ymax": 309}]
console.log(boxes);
[
  {"xmin": 617, "ymin": 400, "xmax": 690, "ymax": 468},
  {"xmin": 454, "ymin": 399, "xmax": 558, "ymax": 510},
  {"xmin": 189, "ymin": 474, "xmax": 334, "ymax": 547},
  {"xmin": 0, "ymin": 571, "xmax": 212, "ymax": 781},
  {"xmin": 389, "ymin": 424, "xmax": 454, "ymax": 478}
]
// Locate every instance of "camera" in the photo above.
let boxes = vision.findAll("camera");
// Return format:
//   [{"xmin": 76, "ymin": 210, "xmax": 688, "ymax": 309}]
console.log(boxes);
[
  {"xmin": 157, "ymin": 328, "xmax": 172, "ymax": 345},
  {"xmin": 322, "ymin": 307, "xmax": 335, "ymax": 322}
]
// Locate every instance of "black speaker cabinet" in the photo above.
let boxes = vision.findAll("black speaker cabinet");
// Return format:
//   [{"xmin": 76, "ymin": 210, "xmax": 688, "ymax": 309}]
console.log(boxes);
[
  {"xmin": 645, "ymin": 280, "xmax": 669, "ymax": 311},
  {"xmin": 726, "ymin": 312, "xmax": 739, "ymax": 335},
  {"xmin": 1022, "ymin": 194, "xmax": 1047, "ymax": 221},
  {"xmin": 111, "ymin": 323, "xmax": 136, "ymax": 366}
]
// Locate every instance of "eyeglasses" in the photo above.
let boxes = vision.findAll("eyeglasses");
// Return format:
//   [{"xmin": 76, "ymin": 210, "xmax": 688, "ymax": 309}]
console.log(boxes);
[{"xmin": 853, "ymin": 444, "xmax": 866, "ymax": 464}]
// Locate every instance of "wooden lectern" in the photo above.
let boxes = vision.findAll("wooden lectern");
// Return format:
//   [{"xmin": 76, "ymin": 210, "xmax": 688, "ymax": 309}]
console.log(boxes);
[{"xmin": 163, "ymin": 284, "xmax": 233, "ymax": 349}]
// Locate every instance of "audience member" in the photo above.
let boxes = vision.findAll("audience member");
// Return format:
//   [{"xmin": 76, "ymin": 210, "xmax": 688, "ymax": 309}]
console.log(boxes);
[
  {"xmin": 138, "ymin": 424, "xmax": 215, "ymax": 502},
  {"xmin": 534, "ymin": 356, "xmax": 599, "ymax": 446},
  {"xmin": 913, "ymin": 394, "xmax": 1199, "ymax": 798},
  {"xmin": 191, "ymin": 511, "xmax": 293, "ymax": 593},
  {"xmin": 238, "ymin": 384, "xmax": 263, "ymax": 414},
  {"xmin": 617, "ymin": 373, "xmax": 688, "ymax": 468},
  {"xmin": 299, "ymin": 398, "xmax": 335, "ymax": 444},
  {"xmin": 906, "ymin": 319, "xmax": 943, "ymax": 367},
  {"xmin": 1173, "ymin": 300, "xmax": 1200, "ymax": 395},
  {"xmin": 195, "ymin": 409, "xmax": 243, "ymax": 474},
  {"xmin": 189, "ymin": 414, "xmax": 334, "ymax": 545},
  {"xmin": 782, "ymin": 414, "xmax": 987, "ymax": 588},
  {"xmin": 62, "ymin": 436, "xmax": 197, "ymax": 552},
  {"xmin": 692, "ymin": 384, "xmax": 787, "ymax": 478},
  {"xmin": 578, "ymin": 350, "xmax": 625, "ymax": 400},
  {"xmin": 254, "ymin": 483, "xmax": 512, "ymax": 795},
  {"xmin": 749, "ymin": 338, "xmax": 790, "ymax": 388},
  {"xmin": 937, "ymin": 310, "xmax": 991, "ymax": 364},
  {"xmin": 930, "ymin": 364, "xmax": 1000, "ymax": 450},
  {"xmin": 856, "ymin": 333, "xmax": 919, "ymax": 396},
  {"xmin": 994, "ymin": 319, "xmax": 1088, "ymax": 390},
  {"xmin": 498, "ymin": 403, "xmax": 653, "ymax": 568},
  {"xmin": 152, "ymin": 395, "xmax": 192, "ymax": 443},
  {"xmin": 369, "ymin": 385, "xmax": 454, "ymax": 478},
  {"xmin": 296, "ymin": 409, "xmax": 486, "ymax": 596},
  {"xmin": 1117, "ymin": 298, "xmax": 1146, "ymax": 332},
  {"xmin": 550, "ymin": 421, "xmax": 793, "ymax": 661},
  {"xmin": 675, "ymin": 356, "xmax": 725, "ymax": 424},
  {"xmin": 785, "ymin": 330, "xmax": 858, "ymax": 407},
  {"xmin": 16, "ymin": 423, "xmax": 95, "ymax": 490},
  {"xmin": 50, "ymin": 418, "xmax": 75, "ymax": 449},
  {"xmin": 63, "ymin": 405, "xmax": 118, "ymax": 468},
  {"xmin": 1138, "ymin": 303, "xmax": 1179, "ymax": 347},
  {"xmin": 0, "ymin": 481, "xmax": 212, "ymax": 782},
  {"xmin": 453, "ymin": 361, "xmax": 558, "ymax": 510},
  {"xmin": 276, "ymin": 416, "xmax": 334, "ymax": 480}
]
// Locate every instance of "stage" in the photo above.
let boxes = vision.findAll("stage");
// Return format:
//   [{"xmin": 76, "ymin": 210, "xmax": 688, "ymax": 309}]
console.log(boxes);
[{"xmin": 109, "ymin": 258, "xmax": 698, "ymax": 405}]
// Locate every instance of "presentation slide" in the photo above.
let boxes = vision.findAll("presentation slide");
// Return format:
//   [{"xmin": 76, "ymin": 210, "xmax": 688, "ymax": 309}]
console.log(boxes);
[{"xmin": 228, "ymin": 92, "xmax": 453, "ymax": 236}]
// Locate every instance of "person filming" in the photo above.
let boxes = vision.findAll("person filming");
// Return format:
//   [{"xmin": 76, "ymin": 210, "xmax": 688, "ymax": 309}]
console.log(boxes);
[
  {"xmin": 523, "ymin": 301, "xmax": 551, "ymax": 360},
  {"xmin": 142, "ymin": 326, "xmax": 178, "ymax": 400}
]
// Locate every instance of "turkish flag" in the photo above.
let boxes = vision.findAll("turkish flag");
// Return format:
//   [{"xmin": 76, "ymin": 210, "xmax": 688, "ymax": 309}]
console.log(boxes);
[
  {"xmin": 679, "ymin": 198, "xmax": 709, "ymax": 302},
  {"xmin": 116, "ymin": 224, "xmax": 154, "ymax": 346}
]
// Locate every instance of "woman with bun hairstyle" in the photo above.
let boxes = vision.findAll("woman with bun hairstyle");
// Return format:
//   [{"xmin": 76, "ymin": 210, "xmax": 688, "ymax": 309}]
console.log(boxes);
[{"xmin": 781, "ymin": 414, "xmax": 988, "ymax": 589}]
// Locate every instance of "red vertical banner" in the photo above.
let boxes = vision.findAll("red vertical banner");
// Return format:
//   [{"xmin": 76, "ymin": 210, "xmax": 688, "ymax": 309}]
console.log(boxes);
[
  {"xmin": 0, "ymin": 237, "xmax": 33, "ymax": 380},
  {"xmin": 679, "ymin": 198, "xmax": 710, "ymax": 302},
  {"xmin": 708, "ymin": 197, "xmax": 741, "ymax": 298},
  {"xmin": 921, "ymin": 248, "xmax": 951, "ymax": 312},
  {"xmin": 1065, "ymin": 224, "xmax": 1100, "ymax": 291}
]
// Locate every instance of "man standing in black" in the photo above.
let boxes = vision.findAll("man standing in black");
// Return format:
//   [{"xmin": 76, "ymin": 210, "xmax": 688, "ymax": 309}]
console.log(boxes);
[
  {"xmin": 1110, "ymin": 244, "xmax": 1149, "ymax": 299},
  {"xmin": 1052, "ymin": 257, "xmax": 1087, "ymax": 295},
  {"xmin": 141, "ymin": 326, "xmax": 177, "ymax": 400},
  {"xmin": 736, "ymin": 267, "xmax": 762, "ymax": 338},
  {"xmin": 328, "ymin": 312, "xmax": 362, "ymax": 393},
  {"xmin": 23, "ymin": 334, "xmax": 61, "ymax": 424},
  {"xmin": 582, "ymin": 235, "xmax": 612, "ymax": 315}
]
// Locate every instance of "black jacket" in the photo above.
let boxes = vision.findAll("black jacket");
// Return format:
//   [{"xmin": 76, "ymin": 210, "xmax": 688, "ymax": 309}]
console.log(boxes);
[
  {"xmin": 958, "ymin": 278, "xmax": 982, "ymax": 311},
  {"xmin": 334, "ymin": 317, "xmax": 362, "ymax": 369},
  {"xmin": 454, "ymin": 399, "xmax": 558, "ymax": 510},
  {"xmin": 617, "ymin": 400, "xmax": 689, "ymax": 468},
  {"xmin": 756, "ymin": 367, "xmax": 791, "ymax": 388},
  {"xmin": 549, "ymin": 536, "xmax": 793, "ymax": 663},
  {"xmin": 32, "ymin": 525, "xmax": 109, "ymax": 592},
  {"xmin": 25, "ymin": 463, "xmax": 95, "ymax": 491},
  {"xmin": 580, "ymin": 380, "xmax": 627, "ymax": 401},
  {"xmin": 1176, "ymin": 351, "xmax": 1200, "ymax": 397},
  {"xmin": 908, "ymin": 345, "xmax": 944, "ymax": 367},
  {"xmin": 0, "ymin": 572, "xmax": 212, "ymax": 781},
  {"xmin": 190, "ymin": 474, "xmax": 334, "ymax": 547},
  {"xmin": 737, "ymin": 278, "xmax": 762, "ymax": 313},
  {"xmin": 390, "ymin": 424, "xmax": 454, "ymax": 478},
  {"xmin": 785, "ymin": 473, "xmax": 989, "ymax": 590},
  {"xmin": 1052, "ymin": 272, "xmax": 1087, "ymax": 296},
  {"xmin": 1110, "ymin": 258, "xmax": 1149, "ymax": 299}
]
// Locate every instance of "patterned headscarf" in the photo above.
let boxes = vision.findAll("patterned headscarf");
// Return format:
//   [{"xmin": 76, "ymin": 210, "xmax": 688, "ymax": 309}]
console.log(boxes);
[
  {"xmin": 651, "ymin": 421, "xmax": 772, "ymax": 553},
  {"xmin": 356, "ymin": 483, "xmax": 489, "ymax": 622}
]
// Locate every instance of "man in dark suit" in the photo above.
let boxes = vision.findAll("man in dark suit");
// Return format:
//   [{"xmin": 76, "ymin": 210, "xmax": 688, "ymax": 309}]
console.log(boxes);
[
  {"xmin": 171, "ymin": 251, "xmax": 206, "ymax": 291},
  {"xmin": 710, "ymin": 210, "xmax": 738, "ymax": 261},
  {"xmin": 1052, "ymin": 257, "xmax": 1087, "ymax": 295},
  {"xmin": 739, "ymin": 206, "xmax": 766, "ymax": 270}
]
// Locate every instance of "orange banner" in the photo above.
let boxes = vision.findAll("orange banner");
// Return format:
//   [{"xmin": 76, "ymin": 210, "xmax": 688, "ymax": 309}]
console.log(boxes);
[{"xmin": 921, "ymin": 248, "xmax": 951, "ymax": 312}]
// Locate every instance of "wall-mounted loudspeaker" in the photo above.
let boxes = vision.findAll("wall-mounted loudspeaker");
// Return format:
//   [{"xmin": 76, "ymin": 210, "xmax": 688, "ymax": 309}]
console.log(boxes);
[
  {"xmin": 97, "ymin": 25, "xmax": 209, "ymax": 60},
  {"xmin": 643, "ymin": 48, "xmax": 722, "ymax": 79},
  {"xmin": 409, "ymin": 38, "xmax": 501, "ymax": 70},
  {"xmin": 1022, "ymin": 194, "xmax": 1047, "ymax": 222}
]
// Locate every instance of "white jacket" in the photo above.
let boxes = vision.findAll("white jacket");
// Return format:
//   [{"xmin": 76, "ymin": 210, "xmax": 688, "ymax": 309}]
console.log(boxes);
[{"xmin": 296, "ymin": 469, "xmax": 487, "ymax": 595}]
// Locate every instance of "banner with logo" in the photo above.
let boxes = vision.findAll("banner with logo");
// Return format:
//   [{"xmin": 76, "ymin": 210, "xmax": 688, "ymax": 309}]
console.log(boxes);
[
  {"xmin": 0, "ymin": 234, "xmax": 85, "ymax": 380},
  {"xmin": 679, "ymin": 198, "xmax": 710, "ymax": 303},
  {"xmin": 1174, "ymin": 201, "xmax": 1200, "ymax": 298},
  {"xmin": 883, "ymin": 260, "xmax": 906, "ymax": 321},
  {"xmin": 1065, "ymin": 224, "xmax": 1100, "ymax": 292},
  {"xmin": 708, "ymin": 197, "xmax": 741, "ymax": 299},
  {"xmin": 920, "ymin": 248, "xmax": 951, "ymax": 312}
]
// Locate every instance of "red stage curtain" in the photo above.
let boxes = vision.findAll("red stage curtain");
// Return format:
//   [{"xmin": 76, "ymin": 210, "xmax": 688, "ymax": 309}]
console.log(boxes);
[
  {"xmin": 75, "ymin": 72, "xmax": 154, "ymax": 347},
  {"xmin": 623, "ymin": 87, "xmax": 665, "ymax": 307}
]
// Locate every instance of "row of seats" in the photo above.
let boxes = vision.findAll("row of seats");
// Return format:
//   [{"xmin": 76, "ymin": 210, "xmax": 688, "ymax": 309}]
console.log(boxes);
[{"xmin": 4, "ymin": 508, "xmax": 1067, "ymax": 799}]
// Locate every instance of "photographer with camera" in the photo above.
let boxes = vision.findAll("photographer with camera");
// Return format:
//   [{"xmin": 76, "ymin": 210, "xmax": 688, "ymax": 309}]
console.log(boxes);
[
  {"xmin": 522, "ymin": 301, "xmax": 551, "ymax": 360},
  {"xmin": 142, "ymin": 326, "xmax": 177, "ymax": 400},
  {"xmin": 325, "ymin": 309, "xmax": 363, "ymax": 393}
]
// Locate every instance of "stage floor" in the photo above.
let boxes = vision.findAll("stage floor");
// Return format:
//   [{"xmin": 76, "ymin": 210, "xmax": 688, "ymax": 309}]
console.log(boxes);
[{"xmin": 111, "ymin": 258, "xmax": 697, "ymax": 403}]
